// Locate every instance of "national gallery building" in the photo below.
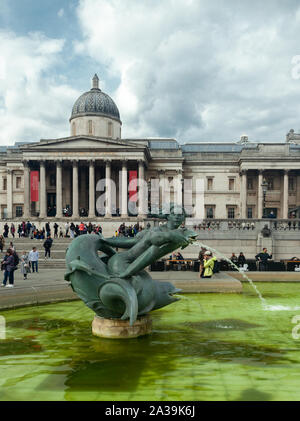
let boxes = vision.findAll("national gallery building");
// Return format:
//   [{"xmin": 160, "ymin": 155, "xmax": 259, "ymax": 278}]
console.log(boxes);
[{"xmin": 1, "ymin": 74, "xmax": 300, "ymax": 223}]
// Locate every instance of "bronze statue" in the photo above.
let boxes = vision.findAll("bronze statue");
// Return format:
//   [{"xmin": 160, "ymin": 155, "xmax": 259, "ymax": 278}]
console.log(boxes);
[{"xmin": 65, "ymin": 204, "xmax": 197, "ymax": 325}]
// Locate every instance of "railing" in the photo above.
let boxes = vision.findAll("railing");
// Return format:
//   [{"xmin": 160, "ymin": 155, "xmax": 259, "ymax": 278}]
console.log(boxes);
[{"xmin": 189, "ymin": 219, "xmax": 300, "ymax": 232}]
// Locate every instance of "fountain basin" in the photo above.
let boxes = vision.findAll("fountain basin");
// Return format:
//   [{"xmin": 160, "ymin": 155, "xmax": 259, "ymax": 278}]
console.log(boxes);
[{"xmin": 92, "ymin": 315, "xmax": 152, "ymax": 339}]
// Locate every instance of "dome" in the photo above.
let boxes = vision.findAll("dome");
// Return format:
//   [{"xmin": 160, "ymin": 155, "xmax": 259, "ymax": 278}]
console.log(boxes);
[{"xmin": 70, "ymin": 74, "xmax": 121, "ymax": 122}]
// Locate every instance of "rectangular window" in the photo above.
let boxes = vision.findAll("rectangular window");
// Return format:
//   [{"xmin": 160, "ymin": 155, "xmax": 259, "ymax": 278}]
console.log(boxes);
[
  {"xmin": 229, "ymin": 178, "xmax": 235, "ymax": 191},
  {"xmin": 15, "ymin": 206, "xmax": 23, "ymax": 217},
  {"xmin": 16, "ymin": 176, "xmax": 21, "ymax": 189},
  {"xmin": 227, "ymin": 206, "xmax": 236, "ymax": 219},
  {"xmin": 289, "ymin": 177, "xmax": 295, "ymax": 191},
  {"xmin": 205, "ymin": 205, "xmax": 215, "ymax": 219},
  {"xmin": 108, "ymin": 122, "xmax": 113, "ymax": 138},
  {"xmin": 207, "ymin": 178, "xmax": 213, "ymax": 191},
  {"xmin": 3, "ymin": 178, "xmax": 7, "ymax": 190},
  {"xmin": 247, "ymin": 207, "xmax": 253, "ymax": 219},
  {"xmin": 247, "ymin": 177, "xmax": 253, "ymax": 190},
  {"xmin": 88, "ymin": 120, "xmax": 93, "ymax": 135}
]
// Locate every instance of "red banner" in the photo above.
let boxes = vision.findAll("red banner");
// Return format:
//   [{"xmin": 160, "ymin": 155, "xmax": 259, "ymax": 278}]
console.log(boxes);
[
  {"xmin": 129, "ymin": 170, "xmax": 138, "ymax": 201},
  {"xmin": 30, "ymin": 171, "xmax": 39, "ymax": 202}
]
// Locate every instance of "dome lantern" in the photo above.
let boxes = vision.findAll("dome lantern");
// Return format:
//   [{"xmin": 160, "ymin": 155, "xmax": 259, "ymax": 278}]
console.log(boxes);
[{"xmin": 92, "ymin": 74, "xmax": 100, "ymax": 90}]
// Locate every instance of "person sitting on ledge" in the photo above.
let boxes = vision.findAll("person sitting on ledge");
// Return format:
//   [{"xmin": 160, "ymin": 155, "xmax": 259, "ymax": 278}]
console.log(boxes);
[{"xmin": 201, "ymin": 251, "xmax": 217, "ymax": 279}]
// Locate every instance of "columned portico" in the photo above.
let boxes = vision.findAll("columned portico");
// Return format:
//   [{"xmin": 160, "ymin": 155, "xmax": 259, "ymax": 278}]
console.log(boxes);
[
  {"xmin": 283, "ymin": 169, "xmax": 289, "ymax": 219},
  {"xmin": 89, "ymin": 160, "xmax": 96, "ymax": 218},
  {"xmin": 56, "ymin": 160, "xmax": 63, "ymax": 218},
  {"xmin": 240, "ymin": 170, "xmax": 247, "ymax": 219},
  {"xmin": 121, "ymin": 160, "xmax": 128, "ymax": 218},
  {"xmin": 6, "ymin": 169, "xmax": 13, "ymax": 219},
  {"xmin": 72, "ymin": 160, "xmax": 79, "ymax": 218},
  {"xmin": 23, "ymin": 161, "xmax": 30, "ymax": 219},
  {"xmin": 258, "ymin": 170, "xmax": 264, "ymax": 219},
  {"xmin": 39, "ymin": 161, "xmax": 46, "ymax": 218},
  {"xmin": 176, "ymin": 170, "xmax": 183, "ymax": 207},
  {"xmin": 159, "ymin": 170, "xmax": 165, "ymax": 210},
  {"xmin": 105, "ymin": 160, "xmax": 112, "ymax": 217},
  {"xmin": 138, "ymin": 160, "xmax": 147, "ymax": 217}
]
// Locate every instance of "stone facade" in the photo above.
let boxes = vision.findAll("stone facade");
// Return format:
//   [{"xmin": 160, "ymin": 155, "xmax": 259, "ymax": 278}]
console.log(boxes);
[{"xmin": 1, "ymin": 76, "xmax": 300, "ymax": 222}]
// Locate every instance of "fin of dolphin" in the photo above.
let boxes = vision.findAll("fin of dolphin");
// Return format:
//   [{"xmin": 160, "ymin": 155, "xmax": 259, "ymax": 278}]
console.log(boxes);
[{"xmin": 99, "ymin": 278, "xmax": 138, "ymax": 326}]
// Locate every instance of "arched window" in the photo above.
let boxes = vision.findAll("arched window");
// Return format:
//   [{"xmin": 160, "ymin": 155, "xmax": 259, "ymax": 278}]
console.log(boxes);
[
  {"xmin": 72, "ymin": 122, "xmax": 76, "ymax": 136},
  {"xmin": 88, "ymin": 120, "xmax": 93, "ymax": 135},
  {"xmin": 108, "ymin": 122, "xmax": 113, "ymax": 138}
]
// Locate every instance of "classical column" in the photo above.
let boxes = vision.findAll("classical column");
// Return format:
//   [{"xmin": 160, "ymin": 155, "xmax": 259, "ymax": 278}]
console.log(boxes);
[
  {"xmin": 56, "ymin": 160, "xmax": 63, "ymax": 218},
  {"xmin": 105, "ymin": 160, "xmax": 112, "ymax": 217},
  {"xmin": 159, "ymin": 170, "xmax": 165, "ymax": 210},
  {"xmin": 283, "ymin": 170, "xmax": 289, "ymax": 219},
  {"xmin": 138, "ymin": 160, "xmax": 147, "ymax": 217},
  {"xmin": 121, "ymin": 160, "xmax": 128, "ymax": 217},
  {"xmin": 89, "ymin": 160, "xmax": 96, "ymax": 218},
  {"xmin": 240, "ymin": 170, "xmax": 247, "ymax": 219},
  {"xmin": 39, "ymin": 161, "xmax": 46, "ymax": 218},
  {"xmin": 23, "ymin": 161, "xmax": 30, "ymax": 219},
  {"xmin": 72, "ymin": 160, "xmax": 79, "ymax": 218},
  {"xmin": 258, "ymin": 170, "xmax": 263, "ymax": 219},
  {"xmin": 6, "ymin": 169, "xmax": 13, "ymax": 219},
  {"xmin": 176, "ymin": 170, "xmax": 183, "ymax": 207}
]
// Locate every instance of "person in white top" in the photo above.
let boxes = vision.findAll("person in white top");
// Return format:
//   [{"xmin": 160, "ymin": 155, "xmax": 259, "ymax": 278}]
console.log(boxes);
[{"xmin": 28, "ymin": 247, "xmax": 39, "ymax": 273}]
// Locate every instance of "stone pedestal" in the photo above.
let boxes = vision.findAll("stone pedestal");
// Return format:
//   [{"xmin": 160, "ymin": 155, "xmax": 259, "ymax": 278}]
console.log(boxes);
[{"xmin": 92, "ymin": 315, "xmax": 152, "ymax": 339}]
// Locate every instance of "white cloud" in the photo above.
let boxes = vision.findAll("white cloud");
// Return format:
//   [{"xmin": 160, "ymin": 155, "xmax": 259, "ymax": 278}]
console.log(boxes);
[
  {"xmin": 0, "ymin": 31, "xmax": 80, "ymax": 145},
  {"xmin": 58, "ymin": 8, "xmax": 64, "ymax": 18},
  {"xmin": 75, "ymin": 0, "xmax": 300, "ymax": 142}
]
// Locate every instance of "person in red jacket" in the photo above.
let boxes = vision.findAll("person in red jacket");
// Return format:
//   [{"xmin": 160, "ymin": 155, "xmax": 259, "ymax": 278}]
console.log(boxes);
[{"xmin": 79, "ymin": 222, "xmax": 85, "ymax": 235}]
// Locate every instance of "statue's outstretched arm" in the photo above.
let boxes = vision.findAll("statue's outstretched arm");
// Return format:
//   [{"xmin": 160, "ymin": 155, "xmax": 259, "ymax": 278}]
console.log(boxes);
[
  {"xmin": 120, "ymin": 241, "xmax": 181, "ymax": 278},
  {"xmin": 103, "ymin": 237, "xmax": 139, "ymax": 249}
]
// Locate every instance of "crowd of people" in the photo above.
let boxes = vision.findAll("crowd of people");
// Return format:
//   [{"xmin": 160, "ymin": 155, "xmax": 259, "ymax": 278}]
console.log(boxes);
[
  {"xmin": 1, "ymin": 221, "xmax": 104, "ymax": 240},
  {"xmin": 115, "ymin": 223, "xmax": 149, "ymax": 237}
]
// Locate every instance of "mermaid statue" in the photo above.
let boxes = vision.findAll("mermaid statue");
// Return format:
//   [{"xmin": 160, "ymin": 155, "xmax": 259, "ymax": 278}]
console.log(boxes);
[{"xmin": 65, "ymin": 204, "xmax": 197, "ymax": 326}]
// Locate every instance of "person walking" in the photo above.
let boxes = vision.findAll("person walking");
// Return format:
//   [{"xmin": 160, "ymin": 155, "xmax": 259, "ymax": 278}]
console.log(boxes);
[
  {"xmin": 3, "ymin": 223, "xmax": 9, "ymax": 238},
  {"xmin": 1, "ymin": 249, "xmax": 16, "ymax": 287},
  {"xmin": 0, "ymin": 235, "xmax": 5, "ymax": 253},
  {"xmin": 54, "ymin": 223, "xmax": 59, "ymax": 238},
  {"xmin": 65, "ymin": 222, "xmax": 70, "ymax": 237},
  {"xmin": 10, "ymin": 223, "xmax": 15, "ymax": 238},
  {"xmin": 198, "ymin": 247, "xmax": 207, "ymax": 278},
  {"xmin": 43, "ymin": 236, "xmax": 53, "ymax": 259},
  {"xmin": 20, "ymin": 251, "xmax": 30, "ymax": 280},
  {"xmin": 255, "ymin": 248, "xmax": 272, "ymax": 271},
  {"xmin": 28, "ymin": 247, "xmax": 39, "ymax": 273},
  {"xmin": 45, "ymin": 222, "xmax": 51, "ymax": 238},
  {"xmin": 70, "ymin": 223, "xmax": 75, "ymax": 239},
  {"xmin": 201, "ymin": 251, "xmax": 217, "ymax": 279},
  {"xmin": 79, "ymin": 222, "xmax": 85, "ymax": 235}
]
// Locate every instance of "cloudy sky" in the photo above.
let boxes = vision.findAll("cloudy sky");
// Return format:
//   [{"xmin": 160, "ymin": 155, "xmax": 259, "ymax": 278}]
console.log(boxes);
[{"xmin": 1, "ymin": 0, "xmax": 300, "ymax": 145}]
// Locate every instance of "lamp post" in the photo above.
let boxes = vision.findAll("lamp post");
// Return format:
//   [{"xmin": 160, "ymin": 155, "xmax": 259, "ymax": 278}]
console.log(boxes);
[{"xmin": 261, "ymin": 178, "xmax": 268, "ymax": 217}]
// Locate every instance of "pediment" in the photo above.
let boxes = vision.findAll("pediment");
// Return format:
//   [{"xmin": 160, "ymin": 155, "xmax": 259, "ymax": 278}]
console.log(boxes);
[{"xmin": 20, "ymin": 136, "xmax": 142, "ymax": 151}]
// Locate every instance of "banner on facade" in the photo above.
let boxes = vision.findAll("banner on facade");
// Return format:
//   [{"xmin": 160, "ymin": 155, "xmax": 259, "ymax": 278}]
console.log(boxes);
[
  {"xmin": 30, "ymin": 171, "xmax": 39, "ymax": 202},
  {"xmin": 129, "ymin": 170, "xmax": 138, "ymax": 201}
]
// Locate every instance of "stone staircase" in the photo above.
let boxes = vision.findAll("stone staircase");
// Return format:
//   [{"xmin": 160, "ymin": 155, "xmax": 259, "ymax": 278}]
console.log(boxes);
[{"xmin": 1, "ymin": 237, "xmax": 71, "ymax": 269}]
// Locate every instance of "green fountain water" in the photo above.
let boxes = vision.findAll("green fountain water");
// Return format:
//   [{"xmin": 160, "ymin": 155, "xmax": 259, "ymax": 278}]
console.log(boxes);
[{"xmin": 1, "ymin": 283, "xmax": 300, "ymax": 401}]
